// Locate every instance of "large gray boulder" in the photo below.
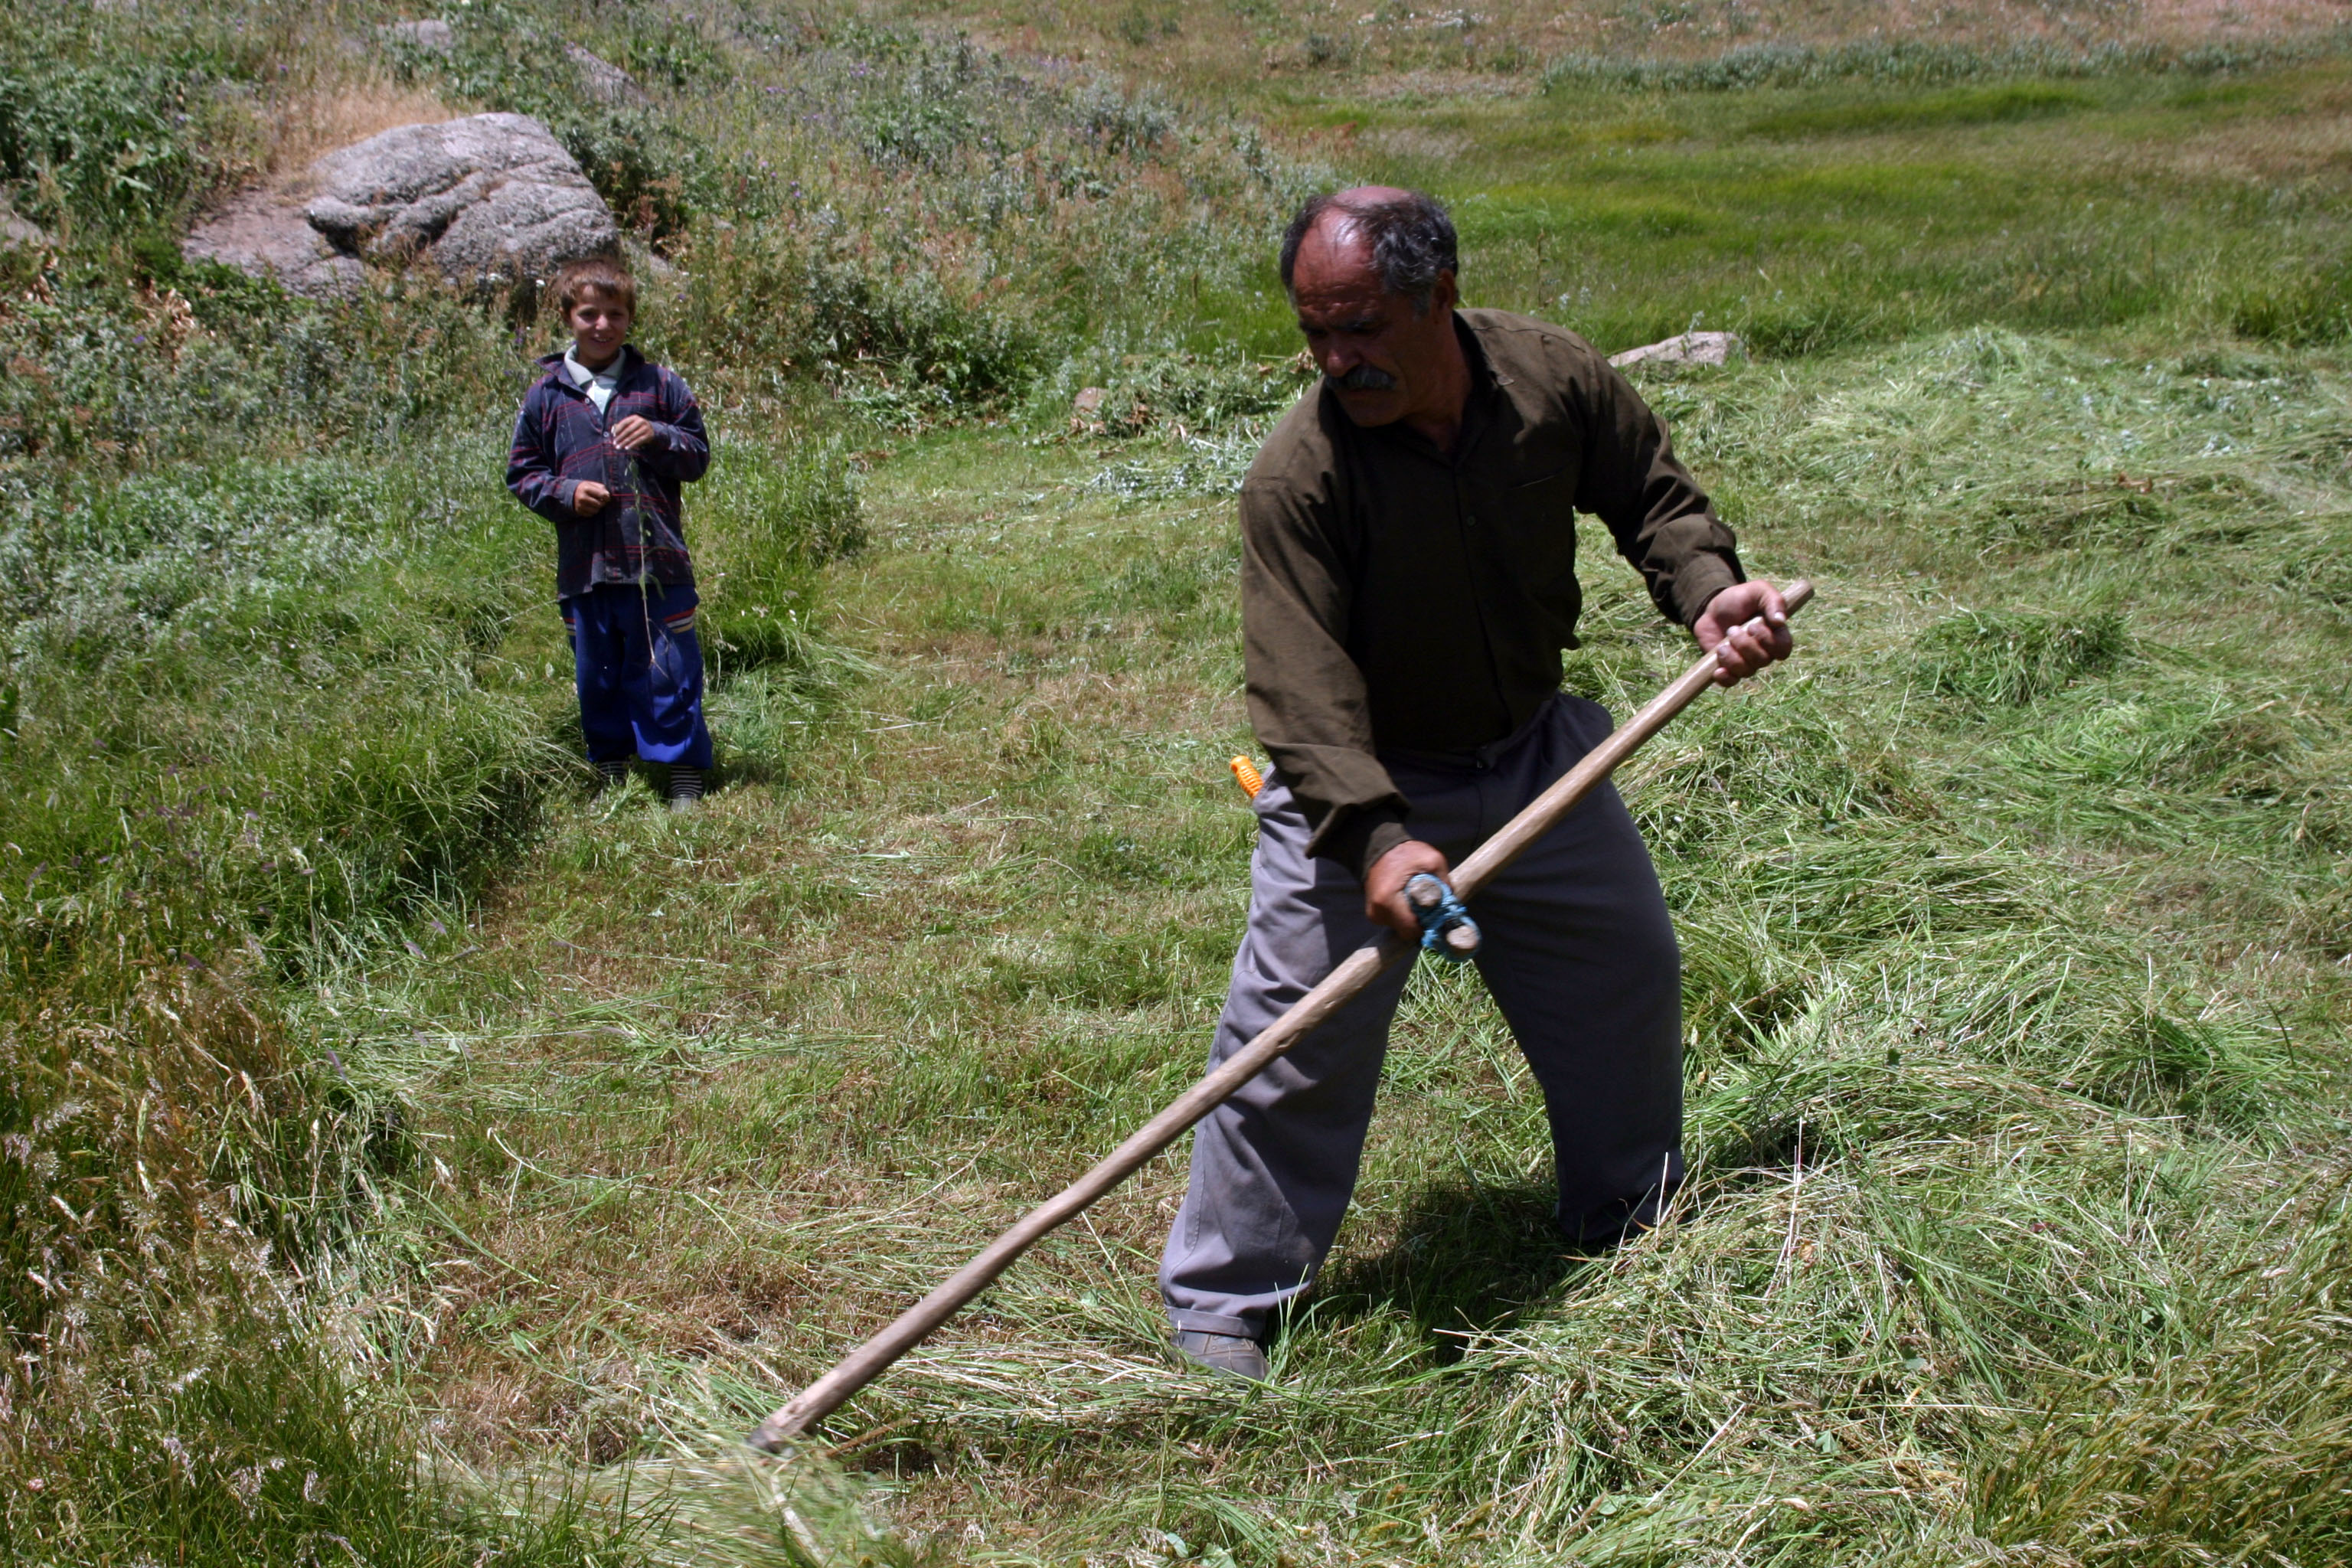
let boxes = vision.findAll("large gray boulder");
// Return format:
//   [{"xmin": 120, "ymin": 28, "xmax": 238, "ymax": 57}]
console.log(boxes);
[
  {"xmin": 305, "ymin": 113, "xmax": 617, "ymax": 289},
  {"xmin": 183, "ymin": 113, "xmax": 616, "ymax": 298}
]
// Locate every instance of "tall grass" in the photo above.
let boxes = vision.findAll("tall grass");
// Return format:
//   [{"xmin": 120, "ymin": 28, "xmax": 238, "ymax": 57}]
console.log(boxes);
[
  {"xmin": 873, "ymin": 0, "xmax": 2352, "ymax": 100},
  {"xmin": 1239, "ymin": 49, "xmax": 2352, "ymax": 358},
  {"xmin": 1539, "ymin": 34, "xmax": 2351, "ymax": 94},
  {"xmin": 0, "ymin": 0, "xmax": 284, "ymax": 233},
  {"xmin": 5, "ymin": 1261, "xmax": 652, "ymax": 1565}
]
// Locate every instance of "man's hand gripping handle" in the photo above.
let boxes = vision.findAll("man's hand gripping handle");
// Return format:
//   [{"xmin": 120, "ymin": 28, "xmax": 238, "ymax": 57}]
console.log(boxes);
[{"xmin": 1404, "ymin": 872, "xmax": 1479, "ymax": 962}]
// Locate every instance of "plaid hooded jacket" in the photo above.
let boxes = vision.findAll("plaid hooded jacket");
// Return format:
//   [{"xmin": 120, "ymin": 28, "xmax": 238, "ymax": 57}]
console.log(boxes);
[{"xmin": 507, "ymin": 346, "xmax": 711, "ymax": 599}]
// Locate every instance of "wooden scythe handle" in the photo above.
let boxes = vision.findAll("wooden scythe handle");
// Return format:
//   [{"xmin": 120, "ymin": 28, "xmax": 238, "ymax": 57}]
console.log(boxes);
[{"xmin": 748, "ymin": 580, "xmax": 1815, "ymax": 1452}]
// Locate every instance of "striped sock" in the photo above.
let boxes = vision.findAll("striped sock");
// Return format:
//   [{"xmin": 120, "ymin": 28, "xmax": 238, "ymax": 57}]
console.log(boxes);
[
  {"xmin": 666, "ymin": 763, "xmax": 705, "ymax": 803},
  {"xmin": 596, "ymin": 759, "xmax": 629, "ymax": 789}
]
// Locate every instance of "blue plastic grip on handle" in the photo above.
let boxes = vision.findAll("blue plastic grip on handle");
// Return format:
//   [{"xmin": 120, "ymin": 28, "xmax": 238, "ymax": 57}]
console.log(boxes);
[{"xmin": 1404, "ymin": 872, "xmax": 1481, "ymax": 964}]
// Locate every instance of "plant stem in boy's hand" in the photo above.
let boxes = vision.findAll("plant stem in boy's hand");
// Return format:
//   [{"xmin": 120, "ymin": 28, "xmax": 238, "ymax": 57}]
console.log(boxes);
[
  {"xmin": 609, "ymin": 415, "xmax": 663, "ymax": 452},
  {"xmin": 571, "ymin": 481, "xmax": 611, "ymax": 515}
]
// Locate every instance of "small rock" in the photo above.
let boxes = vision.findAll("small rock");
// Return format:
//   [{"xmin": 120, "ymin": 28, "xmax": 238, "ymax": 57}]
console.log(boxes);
[
  {"xmin": 0, "ymin": 202, "xmax": 51, "ymax": 250},
  {"xmin": 567, "ymin": 44, "xmax": 651, "ymax": 107},
  {"xmin": 1073, "ymin": 387, "xmax": 1109, "ymax": 416},
  {"xmin": 381, "ymin": 21, "xmax": 646, "ymax": 106},
  {"xmin": 1608, "ymin": 330, "xmax": 1744, "ymax": 369},
  {"xmin": 384, "ymin": 18, "xmax": 456, "ymax": 52}
]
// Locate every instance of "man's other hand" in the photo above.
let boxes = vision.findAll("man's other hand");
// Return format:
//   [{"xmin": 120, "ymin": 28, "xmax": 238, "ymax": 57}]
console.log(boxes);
[
  {"xmin": 570, "ymin": 480, "xmax": 611, "ymax": 515},
  {"xmin": 609, "ymin": 415, "xmax": 663, "ymax": 452},
  {"xmin": 1365, "ymin": 839, "xmax": 1452, "ymax": 938},
  {"xmin": 1694, "ymin": 581, "xmax": 1794, "ymax": 687}
]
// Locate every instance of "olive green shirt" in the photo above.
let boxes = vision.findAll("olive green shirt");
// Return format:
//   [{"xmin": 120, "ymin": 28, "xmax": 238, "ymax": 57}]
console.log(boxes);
[{"xmin": 1241, "ymin": 307, "xmax": 1745, "ymax": 878}]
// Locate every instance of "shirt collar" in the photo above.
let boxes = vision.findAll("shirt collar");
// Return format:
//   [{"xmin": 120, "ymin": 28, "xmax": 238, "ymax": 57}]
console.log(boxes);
[
  {"xmin": 1453, "ymin": 312, "xmax": 1511, "ymax": 436},
  {"xmin": 564, "ymin": 345, "xmax": 625, "ymax": 387}
]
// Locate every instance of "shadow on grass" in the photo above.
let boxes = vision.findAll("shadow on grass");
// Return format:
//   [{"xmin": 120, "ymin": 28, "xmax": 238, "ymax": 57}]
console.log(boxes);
[{"xmin": 1298, "ymin": 1176, "xmax": 1606, "ymax": 1361}]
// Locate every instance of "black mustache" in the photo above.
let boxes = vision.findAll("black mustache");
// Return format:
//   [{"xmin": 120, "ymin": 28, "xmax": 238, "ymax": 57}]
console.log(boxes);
[{"xmin": 1331, "ymin": 364, "xmax": 1399, "ymax": 392}]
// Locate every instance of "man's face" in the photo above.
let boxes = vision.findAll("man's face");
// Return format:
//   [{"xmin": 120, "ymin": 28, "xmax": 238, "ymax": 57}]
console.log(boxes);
[
  {"xmin": 1289, "ymin": 220, "xmax": 1457, "ymax": 429},
  {"xmin": 566, "ymin": 290, "xmax": 632, "ymax": 367}
]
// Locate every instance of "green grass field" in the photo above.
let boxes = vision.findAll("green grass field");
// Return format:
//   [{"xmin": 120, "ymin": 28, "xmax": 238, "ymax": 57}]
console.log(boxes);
[{"xmin": 4, "ymin": 2, "xmax": 2350, "ymax": 1563}]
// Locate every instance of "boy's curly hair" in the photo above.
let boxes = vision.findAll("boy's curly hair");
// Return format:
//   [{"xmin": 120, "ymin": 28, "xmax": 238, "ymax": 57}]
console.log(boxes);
[{"xmin": 554, "ymin": 256, "xmax": 637, "ymax": 316}]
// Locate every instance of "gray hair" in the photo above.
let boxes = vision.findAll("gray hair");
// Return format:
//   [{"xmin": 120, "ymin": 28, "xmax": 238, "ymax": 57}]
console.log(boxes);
[{"xmin": 1279, "ymin": 190, "xmax": 1459, "ymax": 315}]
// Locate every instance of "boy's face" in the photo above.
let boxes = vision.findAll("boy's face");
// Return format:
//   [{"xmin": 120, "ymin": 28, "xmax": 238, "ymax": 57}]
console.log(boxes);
[{"xmin": 566, "ymin": 289, "xmax": 632, "ymax": 368}]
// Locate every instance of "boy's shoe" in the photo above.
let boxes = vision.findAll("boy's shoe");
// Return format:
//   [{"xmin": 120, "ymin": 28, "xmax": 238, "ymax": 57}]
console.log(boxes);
[
  {"xmin": 1173, "ymin": 1330, "xmax": 1268, "ymax": 1382},
  {"xmin": 595, "ymin": 759, "xmax": 629, "ymax": 791},
  {"xmin": 666, "ymin": 763, "xmax": 705, "ymax": 813}
]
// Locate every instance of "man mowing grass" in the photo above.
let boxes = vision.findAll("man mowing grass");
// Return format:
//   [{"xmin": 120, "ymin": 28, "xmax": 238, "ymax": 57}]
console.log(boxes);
[
  {"xmin": 1164, "ymin": 188, "xmax": 1792, "ymax": 1380},
  {"xmin": 507, "ymin": 257, "xmax": 715, "ymax": 811}
]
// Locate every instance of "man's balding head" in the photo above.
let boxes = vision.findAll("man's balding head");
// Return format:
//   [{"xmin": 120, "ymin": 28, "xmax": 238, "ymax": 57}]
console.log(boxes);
[
  {"xmin": 1279, "ymin": 188, "xmax": 1459, "ymax": 318},
  {"xmin": 1279, "ymin": 187, "xmax": 1471, "ymax": 439}
]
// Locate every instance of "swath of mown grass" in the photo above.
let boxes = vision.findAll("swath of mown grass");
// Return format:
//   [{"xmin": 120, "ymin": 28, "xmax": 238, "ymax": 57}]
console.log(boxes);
[
  {"xmin": 1913, "ymin": 609, "xmax": 2128, "ymax": 707},
  {"xmin": 1944, "ymin": 1181, "xmax": 2352, "ymax": 1566},
  {"xmin": 1743, "ymin": 80, "xmax": 2099, "ymax": 138}
]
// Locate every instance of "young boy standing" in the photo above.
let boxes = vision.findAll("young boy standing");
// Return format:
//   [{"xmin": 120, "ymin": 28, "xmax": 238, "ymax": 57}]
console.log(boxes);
[{"xmin": 507, "ymin": 258, "xmax": 714, "ymax": 811}]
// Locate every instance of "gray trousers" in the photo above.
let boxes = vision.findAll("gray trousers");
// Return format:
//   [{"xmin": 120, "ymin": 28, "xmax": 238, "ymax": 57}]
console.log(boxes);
[{"xmin": 1159, "ymin": 695, "xmax": 1683, "ymax": 1340}]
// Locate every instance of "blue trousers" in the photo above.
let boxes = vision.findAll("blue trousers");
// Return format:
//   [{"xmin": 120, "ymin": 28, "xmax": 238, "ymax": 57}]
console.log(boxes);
[
  {"xmin": 1161, "ymin": 696, "xmax": 1683, "ymax": 1340},
  {"xmin": 563, "ymin": 582, "xmax": 714, "ymax": 769}
]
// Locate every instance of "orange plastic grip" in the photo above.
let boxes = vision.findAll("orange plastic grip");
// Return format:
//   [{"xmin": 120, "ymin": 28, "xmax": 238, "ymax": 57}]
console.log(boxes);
[{"xmin": 1229, "ymin": 756, "xmax": 1264, "ymax": 799}]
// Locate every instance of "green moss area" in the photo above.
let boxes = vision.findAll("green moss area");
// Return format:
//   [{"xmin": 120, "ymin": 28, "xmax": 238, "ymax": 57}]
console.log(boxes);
[{"xmin": 5, "ymin": 3, "xmax": 2351, "ymax": 1565}]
